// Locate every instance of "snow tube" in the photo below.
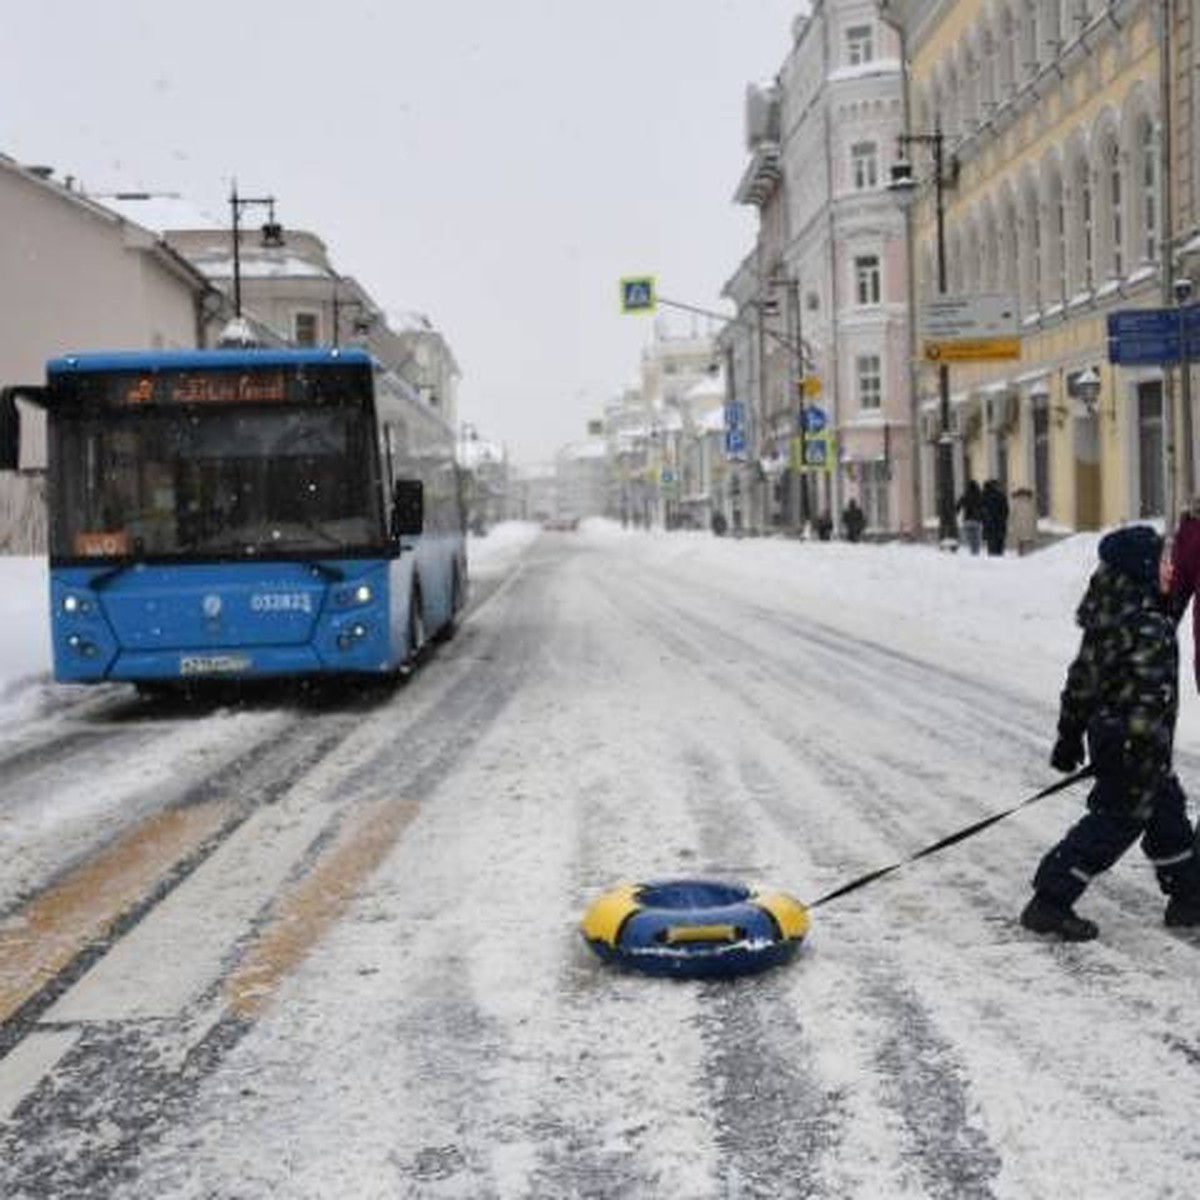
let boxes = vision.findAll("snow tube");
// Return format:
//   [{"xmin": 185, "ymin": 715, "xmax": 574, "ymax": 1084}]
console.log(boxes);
[{"xmin": 580, "ymin": 879, "xmax": 809, "ymax": 979}]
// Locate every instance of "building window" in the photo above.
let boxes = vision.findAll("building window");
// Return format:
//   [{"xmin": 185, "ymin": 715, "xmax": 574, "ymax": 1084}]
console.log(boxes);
[
  {"xmin": 1078, "ymin": 159, "xmax": 1093, "ymax": 290},
  {"xmin": 1138, "ymin": 380, "xmax": 1165, "ymax": 517},
  {"xmin": 846, "ymin": 25, "xmax": 874, "ymax": 65},
  {"xmin": 1108, "ymin": 140, "xmax": 1123, "ymax": 277},
  {"xmin": 857, "ymin": 355, "xmax": 882, "ymax": 409},
  {"xmin": 851, "ymin": 142, "xmax": 878, "ymax": 190},
  {"xmin": 855, "ymin": 255, "xmax": 881, "ymax": 305},
  {"xmin": 860, "ymin": 460, "xmax": 890, "ymax": 531},
  {"xmin": 1033, "ymin": 400, "xmax": 1050, "ymax": 517},
  {"xmin": 1141, "ymin": 118, "xmax": 1159, "ymax": 262},
  {"xmin": 294, "ymin": 311, "xmax": 319, "ymax": 347}
]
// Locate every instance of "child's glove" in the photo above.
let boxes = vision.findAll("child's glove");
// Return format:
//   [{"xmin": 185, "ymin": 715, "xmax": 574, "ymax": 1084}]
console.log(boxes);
[{"xmin": 1050, "ymin": 731, "xmax": 1085, "ymax": 772}]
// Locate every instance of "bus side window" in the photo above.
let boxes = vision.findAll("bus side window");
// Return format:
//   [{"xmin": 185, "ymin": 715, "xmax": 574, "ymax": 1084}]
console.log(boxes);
[{"xmin": 391, "ymin": 479, "xmax": 424, "ymax": 538}]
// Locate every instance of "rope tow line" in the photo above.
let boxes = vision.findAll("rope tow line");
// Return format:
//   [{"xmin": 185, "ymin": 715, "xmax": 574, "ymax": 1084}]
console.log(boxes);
[{"xmin": 808, "ymin": 764, "xmax": 1097, "ymax": 910}]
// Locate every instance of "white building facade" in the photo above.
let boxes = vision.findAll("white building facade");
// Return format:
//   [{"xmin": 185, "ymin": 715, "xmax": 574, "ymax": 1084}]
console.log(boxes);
[{"xmin": 729, "ymin": 8, "xmax": 915, "ymax": 537}]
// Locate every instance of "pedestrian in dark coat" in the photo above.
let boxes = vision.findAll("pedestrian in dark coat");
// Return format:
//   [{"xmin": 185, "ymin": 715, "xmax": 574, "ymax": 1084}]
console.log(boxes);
[
  {"xmin": 1021, "ymin": 525, "xmax": 1200, "ymax": 940},
  {"xmin": 981, "ymin": 479, "xmax": 1009, "ymax": 556},
  {"xmin": 956, "ymin": 480, "xmax": 984, "ymax": 555},
  {"xmin": 814, "ymin": 511, "xmax": 833, "ymax": 541},
  {"xmin": 842, "ymin": 498, "xmax": 865, "ymax": 543}
]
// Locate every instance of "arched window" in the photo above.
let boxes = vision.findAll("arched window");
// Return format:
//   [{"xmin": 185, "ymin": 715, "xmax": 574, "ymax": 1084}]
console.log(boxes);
[
  {"xmin": 1044, "ymin": 161, "xmax": 1066, "ymax": 305},
  {"xmin": 950, "ymin": 230, "xmax": 966, "ymax": 292},
  {"xmin": 1139, "ymin": 115, "xmax": 1159, "ymax": 262},
  {"xmin": 998, "ymin": 6, "xmax": 1017, "ymax": 97},
  {"xmin": 1022, "ymin": 0, "xmax": 1040, "ymax": 81},
  {"xmin": 980, "ymin": 25, "xmax": 997, "ymax": 113},
  {"xmin": 961, "ymin": 42, "xmax": 979, "ymax": 131},
  {"xmin": 999, "ymin": 189, "xmax": 1020, "ymax": 299},
  {"xmin": 946, "ymin": 62, "xmax": 961, "ymax": 138},
  {"xmin": 1040, "ymin": 0, "xmax": 1062, "ymax": 56},
  {"xmin": 1073, "ymin": 152, "xmax": 1093, "ymax": 292},
  {"xmin": 963, "ymin": 220, "xmax": 981, "ymax": 290},
  {"xmin": 1104, "ymin": 135, "xmax": 1124, "ymax": 278},
  {"xmin": 982, "ymin": 205, "xmax": 1000, "ymax": 290},
  {"xmin": 1023, "ymin": 181, "xmax": 1043, "ymax": 310}
]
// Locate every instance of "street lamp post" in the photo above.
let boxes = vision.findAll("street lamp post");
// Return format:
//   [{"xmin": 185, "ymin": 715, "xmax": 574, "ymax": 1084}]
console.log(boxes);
[
  {"xmin": 889, "ymin": 131, "xmax": 958, "ymax": 548},
  {"xmin": 229, "ymin": 182, "xmax": 284, "ymax": 318}
]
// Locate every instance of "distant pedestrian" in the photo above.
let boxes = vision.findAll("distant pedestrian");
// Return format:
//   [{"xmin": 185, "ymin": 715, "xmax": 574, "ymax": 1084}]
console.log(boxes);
[
  {"xmin": 711, "ymin": 511, "xmax": 728, "ymax": 537},
  {"xmin": 814, "ymin": 511, "xmax": 833, "ymax": 541},
  {"xmin": 956, "ymin": 480, "xmax": 984, "ymax": 555},
  {"xmin": 842, "ymin": 498, "xmax": 865, "ymax": 543},
  {"xmin": 1021, "ymin": 525, "xmax": 1200, "ymax": 941},
  {"xmin": 1010, "ymin": 487, "xmax": 1037, "ymax": 556},
  {"xmin": 982, "ymin": 479, "xmax": 1009, "ymax": 556}
]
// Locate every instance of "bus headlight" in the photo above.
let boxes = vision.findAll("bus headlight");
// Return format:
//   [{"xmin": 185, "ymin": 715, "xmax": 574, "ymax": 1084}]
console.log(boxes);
[
  {"xmin": 334, "ymin": 584, "xmax": 373, "ymax": 607},
  {"xmin": 62, "ymin": 595, "xmax": 92, "ymax": 614}
]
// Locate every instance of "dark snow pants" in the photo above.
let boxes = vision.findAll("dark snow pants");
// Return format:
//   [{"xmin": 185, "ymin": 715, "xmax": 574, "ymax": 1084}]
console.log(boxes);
[{"xmin": 1033, "ymin": 773, "xmax": 1200, "ymax": 907}]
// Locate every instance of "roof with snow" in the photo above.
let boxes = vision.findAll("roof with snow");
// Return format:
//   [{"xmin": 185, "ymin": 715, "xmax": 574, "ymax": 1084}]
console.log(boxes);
[{"xmin": 92, "ymin": 192, "xmax": 225, "ymax": 233}]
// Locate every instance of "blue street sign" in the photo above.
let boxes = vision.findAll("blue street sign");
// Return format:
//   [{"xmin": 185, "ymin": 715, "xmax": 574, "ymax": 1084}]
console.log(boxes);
[
  {"xmin": 725, "ymin": 429, "xmax": 746, "ymax": 456},
  {"xmin": 1107, "ymin": 304, "xmax": 1200, "ymax": 365},
  {"xmin": 802, "ymin": 436, "xmax": 830, "ymax": 467},
  {"xmin": 724, "ymin": 402, "xmax": 745, "ymax": 429},
  {"xmin": 800, "ymin": 405, "xmax": 828, "ymax": 434},
  {"xmin": 1108, "ymin": 334, "xmax": 1181, "ymax": 366},
  {"xmin": 1108, "ymin": 309, "xmax": 1178, "ymax": 338}
]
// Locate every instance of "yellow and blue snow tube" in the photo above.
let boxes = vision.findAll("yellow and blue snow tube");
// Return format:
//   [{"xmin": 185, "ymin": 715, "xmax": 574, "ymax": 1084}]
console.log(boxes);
[{"xmin": 580, "ymin": 879, "xmax": 809, "ymax": 979}]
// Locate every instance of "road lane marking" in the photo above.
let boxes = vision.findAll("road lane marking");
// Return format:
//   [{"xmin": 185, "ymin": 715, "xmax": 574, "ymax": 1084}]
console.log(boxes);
[
  {"xmin": 43, "ymin": 799, "xmax": 338, "ymax": 1024},
  {"xmin": 0, "ymin": 1028, "xmax": 81, "ymax": 1122},
  {"xmin": 0, "ymin": 802, "xmax": 232, "ymax": 1028},
  {"xmin": 225, "ymin": 795, "xmax": 420, "ymax": 1017}
]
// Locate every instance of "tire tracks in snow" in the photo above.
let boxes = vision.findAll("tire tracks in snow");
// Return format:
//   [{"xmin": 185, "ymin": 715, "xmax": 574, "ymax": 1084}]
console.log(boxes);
[
  {"xmin": 0, "ymin": 565, "xmax": 558, "ymax": 1200},
  {"xmin": 581, "ymin": 558, "xmax": 1008, "ymax": 1197},
  {"xmin": 0, "ymin": 582, "xmax": 554, "ymax": 1198}
]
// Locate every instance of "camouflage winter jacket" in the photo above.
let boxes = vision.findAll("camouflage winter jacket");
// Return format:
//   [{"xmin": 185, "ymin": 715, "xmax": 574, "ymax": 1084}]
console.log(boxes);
[{"xmin": 1058, "ymin": 544, "xmax": 1177, "ymax": 810}]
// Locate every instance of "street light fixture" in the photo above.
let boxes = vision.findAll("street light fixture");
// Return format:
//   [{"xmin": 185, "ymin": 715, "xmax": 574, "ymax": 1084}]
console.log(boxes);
[
  {"xmin": 889, "ymin": 131, "xmax": 959, "ymax": 548},
  {"xmin": 1073, "ymin": 367, "xmax": 1101, "ymax": 417},
  {"xmin": 229, "ymin": 182, "xmax": 284, "ymax": 318}
]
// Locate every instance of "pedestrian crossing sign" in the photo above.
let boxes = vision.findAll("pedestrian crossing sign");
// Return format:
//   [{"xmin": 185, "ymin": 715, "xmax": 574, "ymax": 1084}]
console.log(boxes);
[{"xmin": 620, "ymin": 276, "xmax": 657, "ymax": 314}]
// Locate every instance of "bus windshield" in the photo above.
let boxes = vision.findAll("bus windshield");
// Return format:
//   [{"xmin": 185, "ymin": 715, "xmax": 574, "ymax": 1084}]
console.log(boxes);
[{"xmin": 49, "ymin": 397, "xmax": 385, "ymax": 561}]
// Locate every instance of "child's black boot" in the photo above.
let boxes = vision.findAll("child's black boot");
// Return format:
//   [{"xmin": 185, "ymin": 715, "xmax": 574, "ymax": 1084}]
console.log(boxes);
[
  {"xmin": 1020, "ymin": 893, "xmax": 1099, "ymax": 942},
  {"xmin": 1164, "ymin": 892, "xmax": 1200, "ymax": 928}
]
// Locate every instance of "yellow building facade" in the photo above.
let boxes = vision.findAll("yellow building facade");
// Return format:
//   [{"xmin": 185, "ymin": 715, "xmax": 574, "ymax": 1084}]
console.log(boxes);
[{"xmin": 883, "ymin": 0, "xmax": 1176, "ymax": 531}]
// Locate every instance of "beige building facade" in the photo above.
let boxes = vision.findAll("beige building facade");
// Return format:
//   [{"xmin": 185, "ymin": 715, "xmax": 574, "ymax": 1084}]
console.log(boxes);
[
  {"xmin": 882, "ymin": 0, "xmax": 1174, "ymax": 531},
  {"xmin": 0, "ymin": 160, "xmax": 219, "ymax": 549}
]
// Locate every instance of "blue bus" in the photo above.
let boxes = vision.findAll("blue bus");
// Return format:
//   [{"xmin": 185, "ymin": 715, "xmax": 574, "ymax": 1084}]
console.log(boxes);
[{"xmin": 0, "ymin": 347, "xmax": 467, "ymax": 688}]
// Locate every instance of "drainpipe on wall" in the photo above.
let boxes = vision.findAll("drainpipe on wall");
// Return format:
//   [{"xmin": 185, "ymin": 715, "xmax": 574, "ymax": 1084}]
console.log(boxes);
[{"xmin": 1160, "ymin": 0, "xmax": 1180, "ymax": 529}]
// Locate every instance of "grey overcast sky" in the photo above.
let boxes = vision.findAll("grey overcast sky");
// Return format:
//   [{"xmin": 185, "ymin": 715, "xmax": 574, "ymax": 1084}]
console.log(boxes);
[{"xmin": 1, "ymin": 1, "xmax": 799, "ymax": 465}]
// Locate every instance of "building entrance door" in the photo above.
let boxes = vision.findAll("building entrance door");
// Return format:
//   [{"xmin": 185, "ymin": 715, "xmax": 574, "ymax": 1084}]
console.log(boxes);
[{"xmin": 1074, "ymin": 412, "xmax": 1101, "ymax": 530}]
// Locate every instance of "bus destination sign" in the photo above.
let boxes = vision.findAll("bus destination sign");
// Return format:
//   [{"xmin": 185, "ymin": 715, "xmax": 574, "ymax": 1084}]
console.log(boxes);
[{"xmin": 122, "ymin": 371, "xmax": 288, "ymax": 405}]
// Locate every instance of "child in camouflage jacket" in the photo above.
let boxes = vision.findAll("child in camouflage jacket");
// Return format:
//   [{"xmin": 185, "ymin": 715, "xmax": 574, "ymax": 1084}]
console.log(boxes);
[{"xmin": 1021, "ymin": 524, "xmax": 1200, "ymax": 941}]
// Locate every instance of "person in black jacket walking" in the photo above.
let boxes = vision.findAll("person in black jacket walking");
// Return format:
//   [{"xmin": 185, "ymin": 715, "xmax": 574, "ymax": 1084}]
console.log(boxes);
[
  {"xmin": 842, "ymin": 498, "xmax": 865, "ymax": 543},
  {"xmin": 956, "ymin": 480, "xmax": 984, "ymax": 555},
  {"xmin": 1021, "ymin": 525, "xmax": 1200, "ymax": 941},
  {"xmin": 981, "ymin": 479, "xmax": 1009, "ymax": 556}
]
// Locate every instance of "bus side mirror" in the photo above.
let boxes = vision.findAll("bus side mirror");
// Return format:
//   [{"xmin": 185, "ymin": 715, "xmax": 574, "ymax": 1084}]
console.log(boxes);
[
  {"xmin": 0, "ymin": 386, "xmax": 44, "ymax": 471},
  {"xmin": 391, "ymin": 479, "xmax": 424, "ymax": 538}
]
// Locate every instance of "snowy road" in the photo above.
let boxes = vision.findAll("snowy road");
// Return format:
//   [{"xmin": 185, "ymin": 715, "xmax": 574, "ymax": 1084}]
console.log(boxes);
[{"xmin": 2, "ymin": 526, "xmax": 1200, "ymax": 1198}]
